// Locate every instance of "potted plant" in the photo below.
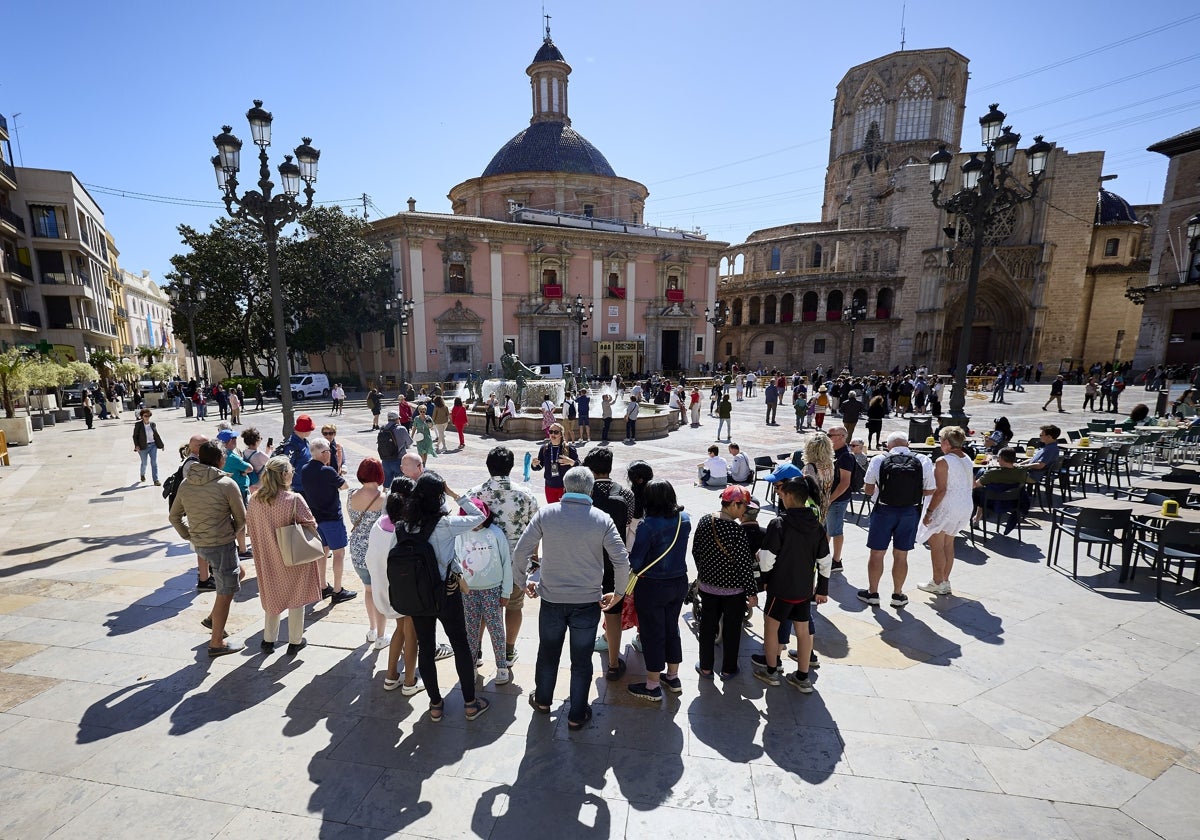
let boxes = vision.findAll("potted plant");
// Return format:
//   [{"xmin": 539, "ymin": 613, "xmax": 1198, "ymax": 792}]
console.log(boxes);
[
  {"xmin": 0, "ymin": 349, "xmax": 33, "ymax": 445},
  {"xmin": 23, "ymin": 359, "xmax": 63, "ymax": 427},
  {"xmin": 49, "ymin": 362, "xmax": 75, "ymax": 423},
  {"xmin": 64, "ymin": 361, "xmax": 98, "ymax": 419}
]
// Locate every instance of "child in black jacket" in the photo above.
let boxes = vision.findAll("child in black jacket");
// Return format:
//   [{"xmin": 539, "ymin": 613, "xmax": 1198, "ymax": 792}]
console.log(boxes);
[{"xmin": 753, "ymin": 475, "xmax": 830, "ymax": 693}]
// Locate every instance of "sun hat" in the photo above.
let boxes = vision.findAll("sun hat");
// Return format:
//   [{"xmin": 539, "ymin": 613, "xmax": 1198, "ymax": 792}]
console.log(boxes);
[{"xmin": 294, "ymin": 414, "xmax": 316, "ymax": 434}]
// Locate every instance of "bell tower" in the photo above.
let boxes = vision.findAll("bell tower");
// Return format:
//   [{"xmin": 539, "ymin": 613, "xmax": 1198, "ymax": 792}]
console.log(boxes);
[{"xmin": 528, "ymin": 16, "xmax": 571, "ymax": 126}]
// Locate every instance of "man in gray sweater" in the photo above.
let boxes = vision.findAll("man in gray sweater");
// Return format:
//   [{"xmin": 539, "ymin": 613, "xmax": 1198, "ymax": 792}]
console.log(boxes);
[{"xmin": 514, "ymin": 466, "xmax": 630, "ymax": 730}]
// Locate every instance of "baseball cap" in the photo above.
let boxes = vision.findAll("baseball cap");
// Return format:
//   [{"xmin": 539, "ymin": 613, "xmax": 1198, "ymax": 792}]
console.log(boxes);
[
  {"xmin": 460, "ymin": 497, "xmax": 490, "ymax": 519},
  {"xmin": 216, "ymin": 429, "xmax": 238, "ymax": 442},
  {"xmin": 720, "ymin": 485, "xmax": 751, "ymax": 504},
  {"xmin": 387, "ymin": 410, "xmax": 400, "ymax": 420},
  {"xmin": 763, "ymin": 463, "xmax": 803, "ymax": 483}
]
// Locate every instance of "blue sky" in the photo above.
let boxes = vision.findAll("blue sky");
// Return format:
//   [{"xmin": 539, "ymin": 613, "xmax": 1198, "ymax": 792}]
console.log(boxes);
[{"xmin": 3, "ymin": 1, "xmax": 1198, "ymax": 283}]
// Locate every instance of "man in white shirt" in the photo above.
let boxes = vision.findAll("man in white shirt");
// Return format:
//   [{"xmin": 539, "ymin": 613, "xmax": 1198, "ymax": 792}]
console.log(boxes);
[
  {"xmin": 698, "ymin": 444, "xmax": 729, "ymax": 487},
  {"xmin": 727, "ymin": 443, "xmax": 753, "ymax": 484}
]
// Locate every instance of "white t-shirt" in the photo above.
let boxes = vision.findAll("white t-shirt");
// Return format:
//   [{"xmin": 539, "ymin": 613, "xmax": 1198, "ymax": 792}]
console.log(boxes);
[
  {"xmin": 703, "ymin": 456, "xmax": 729, "ymax": 480},
  {"xmin": 728, "ymin": 452, "xmax": 753, "ymax": 482}
]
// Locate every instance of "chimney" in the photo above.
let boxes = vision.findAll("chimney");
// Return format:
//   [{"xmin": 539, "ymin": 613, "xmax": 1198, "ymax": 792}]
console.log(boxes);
[{"xmin": 407, "ymin": 197, "xmax": 416, "ymax": 212}]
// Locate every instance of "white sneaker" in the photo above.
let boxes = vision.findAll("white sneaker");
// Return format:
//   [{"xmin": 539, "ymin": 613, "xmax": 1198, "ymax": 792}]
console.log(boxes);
[
  {"xmin": 938, "ymin": 581, "xmax": 953, "ymax": 596},
  {"xmin": 917, "ymin": 581, "xmax": 942, "ymax": 595},
  {"xmin": 495, "ymin": 667, "xmax": 512, "ymax": 685},
  {"xmin": 373, "ymin": 636, "xmax": 389, "ymax": 650},
  {"xmin": 366, "ymin": 629, "xmax": 379, "ymax": 644}
]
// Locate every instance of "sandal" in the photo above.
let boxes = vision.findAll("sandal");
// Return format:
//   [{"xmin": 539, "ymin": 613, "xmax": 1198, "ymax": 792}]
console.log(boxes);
[
  {"xmin": 527, "ymin": 692, "xmax": 551, "ymax": 714},
  {"xmin": 464, "ymin": 696, "xmax": 491, "ymax": 721},
  {"xmin": 604, "ymin": 658, "xmax": 627, "ymax": 682},
  {"xmin": 567, "ymin": 705, "xmax": 593, "ymax": 731},
  {"xmin": 428, "ymin": 700, "xmax": 444, "ymax": 722}
]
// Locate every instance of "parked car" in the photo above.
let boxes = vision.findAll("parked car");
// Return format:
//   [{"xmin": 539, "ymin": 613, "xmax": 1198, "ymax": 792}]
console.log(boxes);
[
  {"xmin": 60, "ymin": 383, "xmax": 89, "ymax": 406},
  {"xmin": 272, "ymin": 372, "xmax": 331, "ymax": 400}
]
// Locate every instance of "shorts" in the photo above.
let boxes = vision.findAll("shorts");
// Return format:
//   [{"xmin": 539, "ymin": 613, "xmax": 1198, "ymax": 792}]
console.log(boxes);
[
  {"xmin": 601, "ymin": 556, "xmax": 625, "ymax": 615},
  {"xmin": 196, "ymin": 543, "xmax": 240, "ymax": 596},
  {"xmin": 317, "ymin": 519, "xmax": 349, "ymax": 551},
  {"xmin": 505, "ymin": 582, "xmax": 525, "ymax": 611},
  {"xmin": 763, "ymin": 593, "xmax": 811, "ymax": 624},
  {"xmin": 866, "ymin": 504, "xmax": 921, "ymax": 552},
  {"xmin": 350, "ymin": 556, "xmax": 371, "ymax": 586},
  {"xmin": 826, "ymin": 498, "xmax": 850, "ymax": 538},
  {"xmin": 563, "ymin": 418, "xmax": 577, "ymax": 434}
]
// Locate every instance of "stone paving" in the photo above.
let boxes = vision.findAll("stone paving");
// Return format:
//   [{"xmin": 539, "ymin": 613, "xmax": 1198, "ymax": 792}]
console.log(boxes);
[{"xmin": 0, "ymin": 381, "xmax": 1197, "ymax": 839}]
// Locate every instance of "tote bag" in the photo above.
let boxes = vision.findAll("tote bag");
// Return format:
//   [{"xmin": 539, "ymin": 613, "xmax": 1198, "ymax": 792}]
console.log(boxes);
[{"xmin": 277, "ymin": 496, "xmax": 325, "ymax": 567}]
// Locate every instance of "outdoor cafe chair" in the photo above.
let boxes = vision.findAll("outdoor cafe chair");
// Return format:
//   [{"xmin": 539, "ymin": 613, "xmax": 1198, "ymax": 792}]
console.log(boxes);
[
  {"xmin": 1048, "ymin": 507, "xmax": 1132, "ymax": 579},
  {"xmin": 1104, "ymin": 444, "xmax": 1134, "ymax": 491},
  {"xmin": 971, "ymin": 484, "xmax": 1025, "ymax": 541},
  {"xmin": 1132, "ymin": 519, "xmax": 1200, "ymax": 601},
  {"xmin": 1060, "ymin": 451, "xmax": 1089, "ymax": 501}
]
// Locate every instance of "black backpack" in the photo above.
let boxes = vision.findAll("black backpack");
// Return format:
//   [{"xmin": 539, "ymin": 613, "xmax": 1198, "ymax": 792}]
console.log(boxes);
[
  {"xmin": 387, "ymin": 522, "xmax": 444, "ymax": 617},
  {"xmin": 162, "ymin": 458, "xmax": 191, "ymax": 509},
  {"xmin": 567, "ymin": 400, "xmax": 577, "ymax": 420},
  {"xmin": 848, "ymin": 458, "xmax": 866, "ymax": 494},
  {"xmin": 877, "ymin": 453, "xmax": 924, "ymax": 507},
  {"xmin": 377, "ymin": 425, "xmax": 400, "ymax": 460}
]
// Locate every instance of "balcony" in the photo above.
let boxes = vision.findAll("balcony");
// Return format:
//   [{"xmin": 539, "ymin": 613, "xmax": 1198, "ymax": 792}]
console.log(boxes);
[
  {"xmin": 0, "ymin": 113, "xmax": 8, "ymax": 132},
  {"xmin": 0, "ymin": 308, "xmax": 40, "ymax": 330},
  {"xmin": 40, "ymin": 272, "xmax": 96, "ymax": 301},
  {"xmin": 82, "ymin": 316, "xmax": 113, "ymax": 337},
  {"xmin": 0, "ymin": 205, "xmax": 23, "ymax": 233},
  {"xmin": 116, "ymin": 306, "xmax": 128, "ymax": 319},
  {"xmin": 0, "ymin": 160, "xmax": 15, "ymax": 189}
]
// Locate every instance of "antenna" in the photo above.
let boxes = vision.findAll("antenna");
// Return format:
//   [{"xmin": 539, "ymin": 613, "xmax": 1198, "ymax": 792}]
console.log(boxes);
[{"xmin": 900, "ymin": 3, "xmax": 907, "ymax": 51}]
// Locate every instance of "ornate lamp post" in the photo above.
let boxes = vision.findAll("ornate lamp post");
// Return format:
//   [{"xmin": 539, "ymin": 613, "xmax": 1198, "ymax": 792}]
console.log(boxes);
[
  {"xmin": 211, "ymin": 100, "xmax": 319, "ymax": 436},
  {"xmin": 929, "ymin": 104, "xmax": 1051, "ymax": 424},
  {"xmin": 704, "ymin": 301, "xmax": 727, "ymax": 369},
  {"xmin": 566, "ymin": 294, "xmax": 593, "ymax": 371},
  {"xmin": 846, "ymin": 299, "xmax": 868, "ymax": 374},
  {"xmin": 386, "ymin": 293, "xmax": 414, "ymax": 395},
  {"xmin": 168, "ymin": 275, "xmax": 206, "ymax": 382}
]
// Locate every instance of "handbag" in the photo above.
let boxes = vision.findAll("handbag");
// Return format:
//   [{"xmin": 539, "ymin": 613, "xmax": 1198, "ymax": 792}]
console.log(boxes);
[{"xmin": 277, "ymin": 496, "xmax": 325, "ymax": 567}]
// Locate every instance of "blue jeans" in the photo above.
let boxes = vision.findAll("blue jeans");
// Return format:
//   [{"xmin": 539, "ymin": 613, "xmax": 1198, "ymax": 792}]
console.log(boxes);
[
  {"xmin": 534, "ymin": 600, "xmax": 600, "ymax": 721},
  {"xmin": 716, "ymin": 417, "xmax": 731, "ymax": 440},
  {"xmin": 137, "ymin": 446, "xmax": 159, "ymax": 481},
  {"xmin": 382, "ymin": 458, "xmax": 401, "ymax": 490}
]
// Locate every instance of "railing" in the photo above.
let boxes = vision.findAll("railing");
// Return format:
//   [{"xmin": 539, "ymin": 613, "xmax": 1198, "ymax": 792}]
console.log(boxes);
[
  {"xmin": 83, "ymin": 316, "xmax": 102, "ymax": 332},
  {"xmin": 18, "ymin": 310, "xmax": 41, "ymax": 328},
  {"xmin": 116, "ymin": 306, "xmax": 128, "ymax": 319},
  {"xmin": 0, "ymin": 205, "xmax": 23, "ymax": 232},
  {"xmin": 40, "ymin": 271, "xmax": 86, "ymax": 286}
]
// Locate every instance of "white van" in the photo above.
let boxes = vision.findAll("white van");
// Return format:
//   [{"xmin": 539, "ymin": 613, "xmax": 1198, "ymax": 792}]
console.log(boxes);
[
  {"xmin": 281, "ymin": 373, "xmax": 330, "ymax": 400},
  {"xmin": 532, "ymin": 364, "xmax": 572, "ymax": 379}
]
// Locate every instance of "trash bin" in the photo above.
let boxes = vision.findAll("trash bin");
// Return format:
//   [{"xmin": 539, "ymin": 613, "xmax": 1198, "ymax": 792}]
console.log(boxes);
[
  {"xmin": 908, "ymin": 417, "xmax": 934, "ymax": 443},
  {"xmin": 184, "ymin": 401, "xmax": 194, "ymax": 418},
  {"xmin": 1155, "ymin": 389, "xmax": 1170, "ymax": 418}
]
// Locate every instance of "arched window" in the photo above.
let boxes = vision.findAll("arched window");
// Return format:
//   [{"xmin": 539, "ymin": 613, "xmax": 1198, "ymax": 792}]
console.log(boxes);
[
  {"xmin": 748, "ymin": 296, "xmax": 761, "ymax": 325},
  {"xmin": 731, "ymin": 299, "xmax": 743, "ymax": 326},
  {"xmin": 802, "ymin": 291, "xmax": 819, "ymax": 322},
  {"xmin": 769, "ymin": 247, "xmax": 781, "ymax": 271},
  {"xmin": 853, "ymin": 83, "xmax": 886, "ymax": 150},
  {"xmin": 719, "ymin": 256, "xmax": 730, "ymax": 275},
  {"xmin": 780, "ymin": 293, "xmax": 795, "ymax": 323},
  {"xmin": 827, "ymin": 290, "xmax": 844, "ymax": 321},
  {"xmin": 852, "ymin": 288, "xmax": 868, "ymax": 312},
  {"xmin": 876, "ymin": 287, "xmax": 893, "ymax": 320},
  {"xmin": 733, "ymin": 253, "xmax": 745, "ymax": 274},
  {"xmin": 812, "ymin": 244, "xmax": 823, "ymax": 268},
  {"xmin": 764, "ymin": 295, "xmax": 777, "ymax": 324},
  {"xmin": 895, "ymin": 74, "xmax": 933, "ymax": 141}
]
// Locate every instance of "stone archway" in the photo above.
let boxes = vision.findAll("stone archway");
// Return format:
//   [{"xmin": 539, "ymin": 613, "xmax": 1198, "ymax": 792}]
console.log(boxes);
[{"xmin": 942, "ymin": 275, "xmax": 1029, "ymax": 367}]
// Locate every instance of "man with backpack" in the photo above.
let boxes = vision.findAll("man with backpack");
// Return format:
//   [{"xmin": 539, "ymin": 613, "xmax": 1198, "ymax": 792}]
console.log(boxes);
[
  {"xmin": 377, "ymin": 410, "xmax": 413, "ymax": 489},
  {"xmin": 163, "ymin": 434, "xmax": 216, "ymax": 591},
  {"xmin": 858, "ymin": 432, "xmax": 935, "ymax": 608}
]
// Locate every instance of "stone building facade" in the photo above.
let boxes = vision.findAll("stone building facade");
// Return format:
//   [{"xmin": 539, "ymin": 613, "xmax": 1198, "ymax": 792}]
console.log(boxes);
[
  {"xmin": 717, "ymin": 48, "xmax": 1150, "ymax": 375},
  {"xmin": 343, "ymin": 31, "xmax": 726, "ymax": 385},
  {"xmin": 1132, "ymin": 126, "xmax": 1200, "ymax": 370}
]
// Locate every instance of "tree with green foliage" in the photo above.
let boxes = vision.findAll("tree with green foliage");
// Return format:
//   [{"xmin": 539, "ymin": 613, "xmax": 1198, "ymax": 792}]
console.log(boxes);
[
  {"xmin": 88, "ymin": 350, "xmax": 117, "ymax": 390},
  {"xmin": 0, "ymin": 349, "xmax": 30, "ymax": 419}
]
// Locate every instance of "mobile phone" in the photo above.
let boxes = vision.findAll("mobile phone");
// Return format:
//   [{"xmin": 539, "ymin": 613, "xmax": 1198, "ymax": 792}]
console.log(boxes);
[{"xmin": 267, "ymin": 437, "xmax": 274, "ymax": 449}]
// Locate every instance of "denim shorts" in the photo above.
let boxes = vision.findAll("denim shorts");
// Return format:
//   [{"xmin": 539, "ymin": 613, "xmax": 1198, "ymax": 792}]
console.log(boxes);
[
  {"xmin": 196, "ymin": 543, "xmax": 240, "ymax": 595},
  {"xmin": 866, "ymin": 504, "xmax": 921, "ymax": 552},
  {"xmin": 826, "ymin": 498, "xmax": 850, "ymax": 538},
  {"xmin": 317, "ymin": 519, "xmax": 348, "ymax": 551},
  {"xmin": 350, "ymin": 555, "xmax": 371, "ymax": 585}
]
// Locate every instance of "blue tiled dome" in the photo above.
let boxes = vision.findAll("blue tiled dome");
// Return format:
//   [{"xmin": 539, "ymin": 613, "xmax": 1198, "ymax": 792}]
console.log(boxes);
[
  {"xmin": 482, "ymin": 122, "xmax": 617, "ymax": 178},
  {"xmin": 533, "ymin": 39, "xmax": 565, "ymax": 63},
  {"xmin": 1096, "ymin": 188, "xmax": 1139, "ymax": 225}
]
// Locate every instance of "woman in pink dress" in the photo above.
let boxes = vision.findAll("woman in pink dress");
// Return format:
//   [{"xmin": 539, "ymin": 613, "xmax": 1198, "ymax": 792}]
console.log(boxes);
[
  {"xmin": 246, "ymin": 456, "xmax": 323, "ymax": 654},
  {"xmin": 450, "ymin": 397, "xmax": 469, "ymax": 450}
]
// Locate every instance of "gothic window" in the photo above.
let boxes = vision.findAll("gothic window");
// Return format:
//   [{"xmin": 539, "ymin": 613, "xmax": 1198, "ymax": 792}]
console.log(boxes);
[
  {"xmin": 802, "ymin": 291, "xmax": 819, "ymax": 322},
  {"xmin": 748, "ymin": 296, "xmax": 761, "ymax": 325},
  {"xmin": 780, "ymin": 293, "xmax": 795, "ymax": 323},
  {"xmin": 769, "ymin": 247, "xmax": 781, "ymax": 271},
  {"xmin": 447, "ymin": 263, "xmax": 467, "ymax": 294},
  {"xmin": 732, "ymin": 299, "xmax": 743, "ymax": 326},
  {"xmin": 764, "ymin": 295, "xmax": 777, "ymax": 324},
  {"xmin": 827, "ymin": 290, "xmax": 844, "ymax": 321},
  {"xmin": 895, "ymin": 74, "xmax": 933, "ymax": 141},
  {"xmin": 852, "ymin": 83, "xmax": 886, "ymax": 150},
  {"xmin": 812, "ymin": 244, "xmax": 822, "ymax": 268}
]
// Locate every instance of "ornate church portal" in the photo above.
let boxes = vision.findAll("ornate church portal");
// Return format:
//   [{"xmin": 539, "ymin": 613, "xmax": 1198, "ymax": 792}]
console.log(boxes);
[{"xmin": 595, "ymin": 341, "xmax": 644, "ymax": 379}]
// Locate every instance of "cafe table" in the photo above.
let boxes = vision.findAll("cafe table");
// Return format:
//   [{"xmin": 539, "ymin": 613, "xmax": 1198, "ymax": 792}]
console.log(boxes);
[
  {"xmin": 1131, "ymin": 479, "xmax": 1196, "ymax": 494},
  {"xmin": 1063, "ymin": 497, "xmax": 1200, "ymax": 581}
]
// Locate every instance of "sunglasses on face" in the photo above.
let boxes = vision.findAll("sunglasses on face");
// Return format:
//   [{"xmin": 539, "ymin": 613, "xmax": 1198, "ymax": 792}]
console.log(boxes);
[
  {"xmin": 322, "ymin": 432, "xmax": 336, "ymax": 437},
  {"xmin": 549, "ymin": 430, "xmax": 563, "ymax": 436}
]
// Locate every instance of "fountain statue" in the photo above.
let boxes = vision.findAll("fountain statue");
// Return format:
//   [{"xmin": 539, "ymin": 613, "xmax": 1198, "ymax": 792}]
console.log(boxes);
[{"xmin": 501, "ymin": 339, "xmax": 541, "ymax": 382}]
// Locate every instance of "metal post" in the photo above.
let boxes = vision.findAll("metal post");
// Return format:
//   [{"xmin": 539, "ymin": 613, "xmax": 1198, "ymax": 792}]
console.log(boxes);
[{"xmin": 265, "ymin": 228, "xmax": 294, "ymax": 429}]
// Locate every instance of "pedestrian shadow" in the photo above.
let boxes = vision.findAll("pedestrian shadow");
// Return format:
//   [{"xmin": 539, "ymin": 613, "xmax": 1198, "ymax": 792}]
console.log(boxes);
[
  {"xmin": 75, "ymin": 659, "xmax": 212, "ymax": 743},
  {"xmin": 933, "ymin": 596, "xmax": 1005, "ymax": 644},
  {"xmin": 687, "ymin": 684, "xmax": 763, "ymax": 763},
  {"xmin": 99, "ymin": 484, "xmax": 142, "ymax": 496},
  {"xmin": 473, "ymin": 715, "xmax": 615, "ymax": 839},
  {"xmin": 874, "ymin": 607, "xmax": 962, "ymax": 666},
  {"xmin": 761, "ymin": 685, "xmax": 844, "ymax": 784},
  {"xmin": 0, "ymin": 528, "xmax": 177, "ymax": 577}
]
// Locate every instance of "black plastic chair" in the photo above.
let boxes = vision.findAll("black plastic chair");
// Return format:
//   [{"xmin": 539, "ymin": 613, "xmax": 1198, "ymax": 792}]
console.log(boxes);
[
  {"xmin": 1132, "ymin": 519, "xmax": 1200, "ymax": 601},
  {"xmin": 1060, "ymin": 451, "xmax": 1089, "ymax": 501},
  {"xmin": 1104, "ymin": 444, "xmax": 1134, "ymax": 490},
  {"xmin": 752, "ymin": 456, "xmax": 776, "ymax": 503},
  {"xmin": 1032, "ymin": 457, "xmax": 1062, "ymax": 510},
  {"xmin": 972, "ymin": 484, "xmax": 1025, "ymax": 541},
  {"xmin": 1048, "ymin": 507, "xmax": 1131, "ymax": 579}
]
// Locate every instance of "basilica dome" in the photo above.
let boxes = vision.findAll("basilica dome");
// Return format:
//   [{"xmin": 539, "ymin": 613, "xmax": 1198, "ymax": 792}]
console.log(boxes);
[
  {"xmin": 482, "ymin": 122, "xmax": 617, "ymax": 178},
  {"xmin": 1095, "ymin": 188, "xmax": 1140, "ymax": 225}
]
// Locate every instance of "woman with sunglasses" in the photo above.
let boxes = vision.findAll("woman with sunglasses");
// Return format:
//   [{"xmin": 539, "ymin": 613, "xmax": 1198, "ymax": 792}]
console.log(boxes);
[
  {"xmin": 321, "ymin": 424, "xmax": 346, "ymax": 475},
  {"xmin": 530, "ymin": 424, "xmax": 580, "ymax": 503}
]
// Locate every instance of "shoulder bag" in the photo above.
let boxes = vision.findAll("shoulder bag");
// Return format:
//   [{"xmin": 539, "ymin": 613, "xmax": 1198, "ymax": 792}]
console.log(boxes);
[
  {"xmin": 624, "ymin": 514, "xmax": 683, "ymax": 596},
  {"xmin": 277, "ymin": 496, "xmax": 325, "ymax": 567}
]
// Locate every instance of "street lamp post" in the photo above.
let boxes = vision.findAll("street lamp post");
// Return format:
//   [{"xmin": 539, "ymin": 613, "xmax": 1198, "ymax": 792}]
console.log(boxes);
[
  {"xmin": 566, "ymin": 294, "xmax": 592, "ymax": 372},
  {"xmin": 846, "ymin": 300, "xmax": 868, "ymax": 374},
  {"xmin": 386, "ymin": 294, "xmax": 414, "ymax": 396},
  {"xmin": 704, "ymin": 301, "xmax": 727, "ymax": 369},
  {"xmin": 929, "ymin": 104, "xmax": 1051, "ymax": 424},
  {"xmin": 211, "ymin": 100, "xmax": 319, "ymax": 436},
  {"xmin": 168, "ymin": 276, "xmax": 205, "ymax": 382}
]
